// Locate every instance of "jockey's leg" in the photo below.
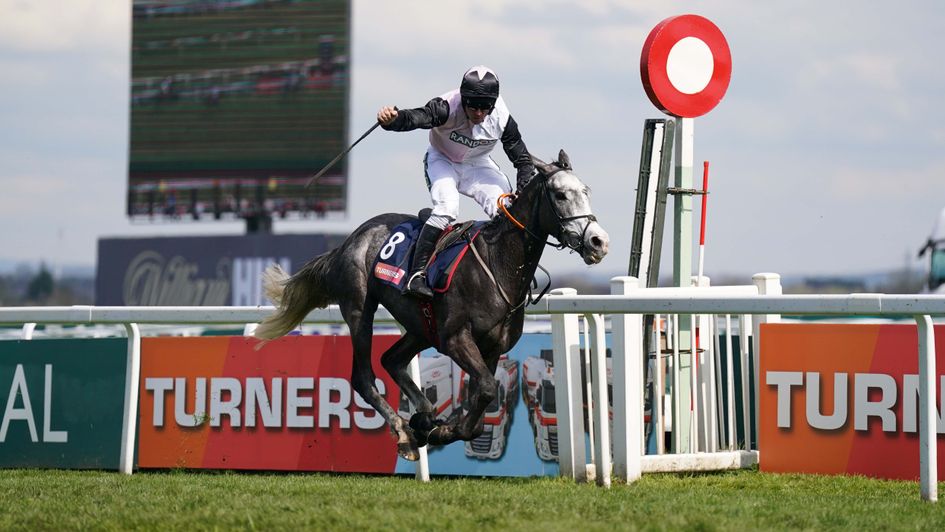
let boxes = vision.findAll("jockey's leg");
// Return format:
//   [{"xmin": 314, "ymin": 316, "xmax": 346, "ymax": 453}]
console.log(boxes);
[
  {"xmin": 404, "ymin": 151, "xmax": 458, "ymax": 299},
  {"xmin": 424, "ymin": 149, "xmax": 460, "ymax": 223},
  {"xmin": 458, "ymin": 157, "xmax": 512, "ymax": 219},
  {"xmin": 402, "ymin": 221, "xmax": 440, "ymax": 299}
]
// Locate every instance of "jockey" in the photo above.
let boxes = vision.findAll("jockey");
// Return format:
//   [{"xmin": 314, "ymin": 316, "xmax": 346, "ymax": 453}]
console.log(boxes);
[{"xmin": 377, "ymin": 65, "xmax": 536, "ymax": 299}]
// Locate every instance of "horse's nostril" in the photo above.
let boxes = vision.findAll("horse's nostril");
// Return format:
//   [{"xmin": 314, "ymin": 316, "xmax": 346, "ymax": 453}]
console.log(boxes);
[{"xmin": 590, "ymin": 236, "xmax": 603, "ymax": 249}]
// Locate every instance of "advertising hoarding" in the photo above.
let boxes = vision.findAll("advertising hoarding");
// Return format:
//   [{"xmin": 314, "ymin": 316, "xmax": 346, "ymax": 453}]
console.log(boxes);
[
  {"xmin": 760, "ymin": 323, "xmax": 945, "ymax": 480},
  {"xmin": 138, "ymin": 335, "xmax": 401, "ymax": 472},
  {"xmin": 137, "ymin": 333, "xmax": 570, "ymax": 475},
  {"xmin": 0, "ymin": 339, "xmax": 127, "ymax": 469},
  {"xmin": 96, "ymin": 233, "xmax": 346, "ymax": 305}
]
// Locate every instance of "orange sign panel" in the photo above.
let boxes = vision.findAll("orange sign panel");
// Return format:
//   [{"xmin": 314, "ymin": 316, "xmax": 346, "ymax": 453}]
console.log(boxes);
[{"xmin": 760, "ymin": 323, "xmax": 945, "ymax": 480}]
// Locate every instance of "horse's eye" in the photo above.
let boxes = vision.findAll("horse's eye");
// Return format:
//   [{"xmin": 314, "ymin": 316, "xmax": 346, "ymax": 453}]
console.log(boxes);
[{"xmin": 554, "ymin": 192, "xmax": 567, "ymax": 201}]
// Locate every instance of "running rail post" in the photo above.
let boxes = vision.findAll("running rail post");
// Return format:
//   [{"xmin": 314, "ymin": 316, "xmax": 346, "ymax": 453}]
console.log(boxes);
[
  {"xmin": 395, "ymin": 321, "xmax": 429, "ymax": 483},
  {"xmin": 916, "ymin": 314, "xmax": 938, "ymax": 502},
  {"xmin": 409, "ymin": 356, "xmax": 431, "ymax": 482},
  {"xmin": 738, "ymin": 314, "xmax": 752, "ymax": 450},
  {"xmin": 611, "ymin": 277, "xmax": 643, "ymax": 483},
  {"xmin": 585, "ymin": 312, "xmax": 611, "ymax": 488},
  {"xmin": 751, "ymin": 273, "xmax": 781, "ymax": 449},
  {"xmin": 119, "ymin": 323, "xmax": 141, "ymax": 475},
  {"xmin": 550, "ymin": 288, "xmax": 587, "ymax": 482}
]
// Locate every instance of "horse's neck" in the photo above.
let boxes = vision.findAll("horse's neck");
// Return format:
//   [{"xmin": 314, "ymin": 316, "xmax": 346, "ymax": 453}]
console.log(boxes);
[{"xmin": 484, "ymin": 193, "xmax": 548, "ymax": 299}]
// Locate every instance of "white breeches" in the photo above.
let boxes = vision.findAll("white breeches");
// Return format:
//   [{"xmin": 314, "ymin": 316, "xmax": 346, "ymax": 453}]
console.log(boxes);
[{"xmin": 424, "ymin": 147, "xmax": 512, "ymax": 224}]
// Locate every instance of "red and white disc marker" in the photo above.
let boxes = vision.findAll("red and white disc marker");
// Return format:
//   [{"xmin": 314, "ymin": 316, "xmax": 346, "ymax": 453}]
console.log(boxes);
[{"xmin": 640, "ymin": 14, "xmax": 731, "ymax": 118}]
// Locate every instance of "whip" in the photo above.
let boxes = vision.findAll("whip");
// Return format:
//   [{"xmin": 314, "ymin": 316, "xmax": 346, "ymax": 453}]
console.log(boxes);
[{"xmin": 306, "ymin": 109, "xmax": 395, "ymax": 189}]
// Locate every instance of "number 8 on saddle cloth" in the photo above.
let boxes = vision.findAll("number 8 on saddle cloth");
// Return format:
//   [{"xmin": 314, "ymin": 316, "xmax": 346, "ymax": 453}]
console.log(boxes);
[{"xmin": 372, "ymin": 219, "xmax": 486, "ymax": 294}]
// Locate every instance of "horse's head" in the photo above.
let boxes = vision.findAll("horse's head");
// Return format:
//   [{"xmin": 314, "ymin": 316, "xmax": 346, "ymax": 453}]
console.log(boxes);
[{"xmin": 527, "ymin": 150, "xmax": 609, "ymax": 265}]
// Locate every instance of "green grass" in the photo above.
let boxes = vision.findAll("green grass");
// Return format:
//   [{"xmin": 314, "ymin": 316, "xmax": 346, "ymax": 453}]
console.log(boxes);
[{"xmin": 1, "ymin": 468, "xmax": 943, "ymax": 530}]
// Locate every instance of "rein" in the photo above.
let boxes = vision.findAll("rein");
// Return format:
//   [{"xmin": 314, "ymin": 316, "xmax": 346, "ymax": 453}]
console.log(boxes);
[{"xmin": 497, "ymin": 193, "xmax": 524, "ymax": 229}]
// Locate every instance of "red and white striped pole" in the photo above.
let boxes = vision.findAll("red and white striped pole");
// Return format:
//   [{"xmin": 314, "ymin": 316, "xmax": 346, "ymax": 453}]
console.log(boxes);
[
  {"xmin": 697, "ymin": 161, "xmax": 710, "ymax": 281},
  {"xmin": 692, "ymin": 161, "xmax": 710, "ymax": 448}
]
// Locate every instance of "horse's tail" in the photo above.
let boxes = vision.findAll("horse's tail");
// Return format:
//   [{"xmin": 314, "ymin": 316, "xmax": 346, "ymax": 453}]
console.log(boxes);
[{"xmin": 254, "ymin": 250, "xmax": 337, "ymax": 344}]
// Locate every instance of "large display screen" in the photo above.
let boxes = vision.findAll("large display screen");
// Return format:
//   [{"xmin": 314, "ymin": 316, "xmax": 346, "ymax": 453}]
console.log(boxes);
[{"xmin": 128, "ymin": 0, "xmax": 349, "ymax": 222}]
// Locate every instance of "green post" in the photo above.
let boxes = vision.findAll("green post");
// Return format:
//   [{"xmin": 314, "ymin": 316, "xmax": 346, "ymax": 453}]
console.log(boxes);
[{"xmin": 673, "ymin": 116, "xmax": 694, "ymax": 452}]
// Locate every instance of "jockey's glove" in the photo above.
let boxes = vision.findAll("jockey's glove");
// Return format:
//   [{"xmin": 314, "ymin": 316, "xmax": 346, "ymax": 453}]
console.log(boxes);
[{"xmin": 515, "ymin": 165, "xmax": 538, "ymax": 196}]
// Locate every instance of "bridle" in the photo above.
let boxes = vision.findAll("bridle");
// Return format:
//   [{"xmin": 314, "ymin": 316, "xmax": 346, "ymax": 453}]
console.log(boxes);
[{"xmin": 499, "ymin": 165, "xmax": 598, "ymax": 257}]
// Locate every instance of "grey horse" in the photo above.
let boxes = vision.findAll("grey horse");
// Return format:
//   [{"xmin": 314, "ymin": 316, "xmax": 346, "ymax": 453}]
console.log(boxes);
[{"xmin": 254, "ymin": 150, "xmax": 609, "ymax": 460}]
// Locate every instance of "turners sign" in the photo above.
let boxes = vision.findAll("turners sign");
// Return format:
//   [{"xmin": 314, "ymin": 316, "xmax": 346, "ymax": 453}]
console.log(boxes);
[{"xmin": 759, "ymin": 323, "xmax": 945, "ymax": 480}]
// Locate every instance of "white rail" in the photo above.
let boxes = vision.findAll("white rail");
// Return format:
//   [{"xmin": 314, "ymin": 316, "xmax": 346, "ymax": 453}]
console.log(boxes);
[
  {"xmin": 539, "ymin": 294, "xmax": 945, "ymax": 316},
  {"xmin": 0, "ymin": 306, "xmax": 392, "ymax": 325},
  {"xmin": 539, "ymin": 275, "xmax": 944, "ymax": 502}
]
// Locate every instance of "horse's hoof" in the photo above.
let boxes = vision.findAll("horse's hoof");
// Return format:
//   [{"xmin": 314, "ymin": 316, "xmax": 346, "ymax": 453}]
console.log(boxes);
[
  {"xmin": 397, "ymin": 442, "xmax": 420, "ymax": 461},
  {"xmin": 413, "ymin": 428, "xmax": 429, "ymax": 448},
  {"xmin": 409, "ymin": 412, "xmax": 437, "ymax": 433},
  {"xmin": 427, "ymin": 425, "xmax": 453, "ymax": 446}
]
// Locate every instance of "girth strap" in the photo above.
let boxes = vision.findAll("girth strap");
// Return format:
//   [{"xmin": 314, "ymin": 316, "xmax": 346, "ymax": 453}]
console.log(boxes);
[{"xmin": 418, "ymin": 300, "xmax": 439, "ymax": 349}]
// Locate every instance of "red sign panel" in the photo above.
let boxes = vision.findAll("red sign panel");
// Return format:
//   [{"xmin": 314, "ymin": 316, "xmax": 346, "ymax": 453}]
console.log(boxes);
[{"xmin": 138, "ymin": 335, "xmax": 402, "ymax": 473}]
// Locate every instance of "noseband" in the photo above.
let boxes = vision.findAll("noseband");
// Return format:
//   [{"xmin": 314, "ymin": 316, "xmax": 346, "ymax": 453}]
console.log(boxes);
[{"xmin": 537, "ymin": 170, "xmax": 598, "ymax": 255}]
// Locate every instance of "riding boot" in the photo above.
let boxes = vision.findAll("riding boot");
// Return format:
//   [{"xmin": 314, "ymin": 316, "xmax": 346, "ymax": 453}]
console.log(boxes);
[{"xmin": 402, "ymin": 222, "xmax": 440, "ymax": 299}]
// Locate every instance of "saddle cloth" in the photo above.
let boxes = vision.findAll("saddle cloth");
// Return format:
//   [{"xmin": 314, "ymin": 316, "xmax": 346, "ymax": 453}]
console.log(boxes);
[{"xmin": 372, "ymin": 218, "xmax": 486, "ymax": 293}]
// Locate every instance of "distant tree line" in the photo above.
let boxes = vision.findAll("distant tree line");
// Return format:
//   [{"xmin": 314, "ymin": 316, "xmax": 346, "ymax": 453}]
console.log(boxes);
[{"xmin": 0, "ymin": 263, "xmax": 94, "ymax": 306}]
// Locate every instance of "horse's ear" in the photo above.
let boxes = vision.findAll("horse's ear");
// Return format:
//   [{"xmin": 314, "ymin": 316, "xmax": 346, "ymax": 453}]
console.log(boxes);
[
  {"xmin": 557, "ymin": 149, "xmax": 572, "ymax": 170},
  {"xmin": 530, "ymin": 154, "xmax": 554, "ymax": 175}
]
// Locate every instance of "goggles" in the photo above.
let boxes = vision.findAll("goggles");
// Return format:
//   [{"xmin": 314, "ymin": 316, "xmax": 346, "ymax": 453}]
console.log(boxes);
[{"xmin": 463, "ymin": 97, "xmax": 495, "ymax": 111}]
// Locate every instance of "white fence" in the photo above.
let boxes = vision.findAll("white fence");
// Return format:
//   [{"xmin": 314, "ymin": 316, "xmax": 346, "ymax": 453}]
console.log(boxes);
[
  {"xmin": 536, "ymin": 274, "xmax": 945, "ymax": 502},
  {"xmin": 2, "ymin": 277, "xmax": 944, "ymax": 502},
  {"xmin": 544, "ymin": 274, "xmax": 779, "ymax": 491}
]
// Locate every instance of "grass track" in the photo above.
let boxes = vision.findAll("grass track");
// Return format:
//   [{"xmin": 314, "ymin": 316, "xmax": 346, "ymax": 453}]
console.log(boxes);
[{"xmin": 2, "ymin": 468, "xmax": 944, "ymax": 530}]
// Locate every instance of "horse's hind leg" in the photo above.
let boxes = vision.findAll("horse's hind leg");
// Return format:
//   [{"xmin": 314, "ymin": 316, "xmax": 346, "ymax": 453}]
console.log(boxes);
[
  {"xmin": 344, "ymin": 300, "xmax": 419, "ymax": 461},
  {"xmin": 380, "ymin": 334, "xmax": 437, "ymax": 444},
  {"xmin": 427, "ymin": 332, "xmax": 498, "ymax": 445}
]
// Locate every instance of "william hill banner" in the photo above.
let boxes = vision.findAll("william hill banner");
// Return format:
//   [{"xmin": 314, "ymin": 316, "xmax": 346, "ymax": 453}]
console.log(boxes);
[
  {"xmin": 138, "ymin": 335, "xmax": 401, "ymax": 472},
  {"xmin": 96, "ymin": 233, "xmax": 345, "ymax": 306},
  {"xmin": 760, "ymin": 323, "xmax": 945, "ymax": 480}
]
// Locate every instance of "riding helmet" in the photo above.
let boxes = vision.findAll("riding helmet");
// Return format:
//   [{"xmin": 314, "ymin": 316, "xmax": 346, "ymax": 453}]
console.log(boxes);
[{"xmin": 460, "ymin": 65, "xmax": 499, "ymax": 110}]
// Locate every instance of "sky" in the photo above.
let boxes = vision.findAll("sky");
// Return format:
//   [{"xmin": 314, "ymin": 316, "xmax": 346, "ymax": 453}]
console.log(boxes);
[{"xmin": 2, "ymin": 0, "xmax": 945, "ymax": 282}]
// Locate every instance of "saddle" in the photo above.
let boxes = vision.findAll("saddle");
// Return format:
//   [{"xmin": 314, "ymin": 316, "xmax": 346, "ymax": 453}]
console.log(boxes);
[{"xmin": 372, "ymin": 210, "xmax": 485, "ymax": 293}]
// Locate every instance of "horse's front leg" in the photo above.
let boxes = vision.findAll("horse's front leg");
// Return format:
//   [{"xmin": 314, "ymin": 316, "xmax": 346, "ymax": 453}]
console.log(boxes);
[
  {"xmin": 380, "ymin": 333, "xmax": 439, "ymax": 446},
  {"xmin": 345, "ymin": 303, "xmax": 420, "ymax": 461},
  {"xmin": 427, "ymin": 333, "xmax": 497, "ymax": 446}
]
